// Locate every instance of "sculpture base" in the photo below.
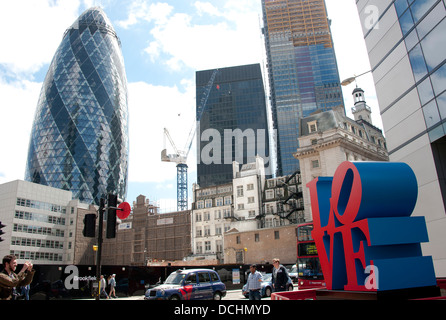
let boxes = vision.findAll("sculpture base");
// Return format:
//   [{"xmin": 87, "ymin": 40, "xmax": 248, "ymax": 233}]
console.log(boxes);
[{"xmin": 316, "ymin": 286, "xmax": 441, "ymax": 300}]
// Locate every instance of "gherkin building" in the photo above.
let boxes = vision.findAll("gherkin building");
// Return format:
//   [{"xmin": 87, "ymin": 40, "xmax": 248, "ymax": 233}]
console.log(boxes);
[{"xmin": 25, "ymin": 7, "xmax": 129, "ymax": 205}]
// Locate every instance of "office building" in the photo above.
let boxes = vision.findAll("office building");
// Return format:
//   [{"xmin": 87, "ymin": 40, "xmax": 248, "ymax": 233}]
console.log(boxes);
[
  {"xmin": 0, "ymin": 180, "xmax": 90, "ymax": 265},
  {"xmin": 262, "ymin": 0, "xmax": 344, "ymax": 175},
  {"xmin": 196, "ymin": 64, "xmax": 271, "ymax": 188},
  {"xmin": 356, "ymin": 0, "xmax": 446, "ymax": 277},
  {"xmin": 25, "ymin": 7, "xmax": 129, "ymax": 205}
]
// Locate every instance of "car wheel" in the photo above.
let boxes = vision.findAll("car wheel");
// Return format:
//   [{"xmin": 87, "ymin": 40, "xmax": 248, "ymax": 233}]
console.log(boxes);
[
  {"xmin": 170, "ymin": 295, "xmax": 180, "ymax": 300},
  {"xmin": 287, "ymin": 284, "xmax": 293, "ymax": 291},
  {"xmin": 264, "ymin": 287, "xmax": 272, "ymax": 297},
  {"xmin": 213, "ymin": 292, "xmax": 222, "ymax": 300}
]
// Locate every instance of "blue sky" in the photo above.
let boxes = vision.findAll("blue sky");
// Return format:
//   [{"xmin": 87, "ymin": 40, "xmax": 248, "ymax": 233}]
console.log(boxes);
[{"xmin": 0, "ymin": 0, "xmax": 380, "ymax": 212}]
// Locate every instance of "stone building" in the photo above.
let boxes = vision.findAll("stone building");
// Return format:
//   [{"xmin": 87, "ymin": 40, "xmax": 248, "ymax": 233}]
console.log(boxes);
[
  {"xmin": 224, "ymin": 225, "xmax": 298, "ymax": 265},
  {"xmin": 294, "ymin": 88, "xmax": 389, "ymax": 220}
]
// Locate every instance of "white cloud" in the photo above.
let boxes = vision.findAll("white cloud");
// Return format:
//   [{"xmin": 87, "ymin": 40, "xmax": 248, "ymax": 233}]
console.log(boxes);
[
  {"xmin": 0, "ymin": 0, "xmax": 81, "ymax": 76},
  {"xmin": 0, "ymin": 79, "xmax": 42, "ymax": 184},
  {"xmin": 126, "ymin": 1, "xmax": 264, "ymax": 72},
  {"xmin": 127, "ymin": 80, "xmax": 196, "ymax": 183},
  {"xmin": 117, "ymin": 1, "xmax": 174, "ymax": 29},
  {"xmin": 194, "ymin": 1, "xmax": 222, "ymax": 17}
]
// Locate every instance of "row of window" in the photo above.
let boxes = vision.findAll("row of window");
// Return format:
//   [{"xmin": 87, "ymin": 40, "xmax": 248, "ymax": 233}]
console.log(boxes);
[
  {"xmin": 13, "ymin": 223, "xmax": 65, "ymax": 238},
  {"xmin": 196, "ymin": 224, "xmax": 231, "ymax": 237},
  {"xmin": 9, "ymin": 250, "xmax": 63, "ymax": 262},
  {"xmin": 15, "ymin": 210, "xmax": 66, "ymax": 226},
  {"xmin": 16, "ymin": 197, "xmax": 67, "ymax": 214},
  {"xmin": 195, "ymin": 209, "xmax": 233, "ymax": 222},
  {"xmin": 195, "ymin": 240, "xmax": 222, "ymax": 254},
  {"xmin": 11, "ymin": 236, "xmax": 64, "ymax": 250},
  {"xmin": 196, "ymin": 196, "xmax": 232, "ymax": 209}
]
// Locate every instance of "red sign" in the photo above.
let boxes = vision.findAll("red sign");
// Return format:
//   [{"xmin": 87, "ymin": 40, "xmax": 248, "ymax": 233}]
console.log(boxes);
[{"xmin": 117, "ymin": 202, "xmax": 131, "ymax": 220}]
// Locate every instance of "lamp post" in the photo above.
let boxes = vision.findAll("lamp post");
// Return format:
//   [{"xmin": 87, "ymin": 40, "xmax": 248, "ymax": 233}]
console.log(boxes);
[{"xmin": 341, "ymin": 70, "xmax": 372, "ymax": 86}]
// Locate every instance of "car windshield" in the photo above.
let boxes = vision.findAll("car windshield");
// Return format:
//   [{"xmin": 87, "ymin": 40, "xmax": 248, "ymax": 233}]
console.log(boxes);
[
  {"xmin": 290, "ymin": 266, "xmax": 297, "ymax": 274},
  {"xmin": 164, "ymin": 272, "xmax": 185, "ymax": 285},
  {"xmin": 263, "ymin": 274, "xmax": 272, "ymax": 282}
]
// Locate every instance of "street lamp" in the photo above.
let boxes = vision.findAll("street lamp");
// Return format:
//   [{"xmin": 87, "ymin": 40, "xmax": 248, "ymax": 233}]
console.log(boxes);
[{"xmin": 341, "ymin": 70, "xmax": 372, "ymax": 86}]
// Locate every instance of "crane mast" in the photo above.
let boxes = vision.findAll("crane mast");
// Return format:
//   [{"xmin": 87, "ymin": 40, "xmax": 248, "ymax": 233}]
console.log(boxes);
[{"xmin": 161, "ymin": 69, "xmax": 219, "ymax": 211}]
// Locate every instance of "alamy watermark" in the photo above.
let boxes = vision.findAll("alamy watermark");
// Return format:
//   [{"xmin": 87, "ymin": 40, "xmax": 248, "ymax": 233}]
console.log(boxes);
[
  {"xmin": 364, "ymin": 265, "xmax": 379, "ymax": 290},
  {"xmin": 196, "ymin": 121, "xmax": 274, "ymax": 171},
  {"xmin": 363, "ymin": 5, "xmax": 380, "ymax": 30},
  {"xmin": 64, "ymin": 265, "xmax": 96, "ymax": 290}
]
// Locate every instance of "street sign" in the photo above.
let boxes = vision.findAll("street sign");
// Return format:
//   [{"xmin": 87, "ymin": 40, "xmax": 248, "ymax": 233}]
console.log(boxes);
[{"xmin": 117, "ymin": 201, "xmax": 131, "ymax": 220}]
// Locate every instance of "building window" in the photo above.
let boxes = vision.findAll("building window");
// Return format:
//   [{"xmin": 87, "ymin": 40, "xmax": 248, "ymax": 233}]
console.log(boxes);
[
  {"xmin": 247, "ymin": 183, "xmax": 254, "ymax": 191},
  {"xmin": 205, "ymin": 199, "xmax": 212, "ymax": 208},
  {"xmin": 224, "ymin": 196, "xmax": 232, "ymax": 205},
  {"xmin": 248, "ymin": 197, "xmax": 255, "ymax": 203},
  {"xmin": 255, "ymin": 233, "xmax": 260, "ymax": 242},
  {"xmin": 237, "ymin": 186, "xmax": 244, "ymax": 197},
  {"xmin": 266, "ymin": 203, "xmax": 275, "ymax": 214},
  {"xmin": 265, "ymin": 190, "xmax": 274, "ymax": 199},
  {"xmin": 216, "ymin": 197, "xmax": 223, "ymax": 206},
  {"xmin": 275, "ymin": 231, "xmax": 280, "ymax": 239},
  {"xmin": 197, "ymin": 201, "xmax": 204, "ymax": 209},
  {"xmin": 195, "ymin": 213, "xmax": 202, "ymax": 222},
  {"xmin": 238, "ymin": 204, "xmax": 244, "ymax": 210},
  {"xmin": 308, "ymin": 121, "xmax": 318, "ymax": 133},
  {"xmin": 236, "ymin": 235, "xmax": 241, "ymax": 244},
  {"xmin": 248, "ymin": 210, "xmax": 256, "ymax": 217},
  {"xmin": 312, "ymin": 160, "xmax": 320, "ymax": 168}
]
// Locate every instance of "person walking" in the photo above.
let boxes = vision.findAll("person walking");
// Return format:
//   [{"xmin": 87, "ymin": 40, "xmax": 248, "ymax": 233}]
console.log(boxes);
[
  {"xmin": 243, "ymin": 264, "xmax": 263, "ymax": 300},
  {"xmin": 0, "ymin": 255, "xmax": 35, "ymax": 300},
  {"xmin": 272, "ymin": 258, "xmax": 289, "ymax": 292},
  {"xmin": 100, "ymin": 275, "xmax": 109, "ymax": 299},
  {"xmin": 108, "ymin": 274, "xmax": 117, "ymax": 298}
]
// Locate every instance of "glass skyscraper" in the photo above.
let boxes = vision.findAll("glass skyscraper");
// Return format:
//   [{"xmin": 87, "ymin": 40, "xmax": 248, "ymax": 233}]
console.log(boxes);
[
  {"xmin": 356, "ymin": 0, "xmax": 446, "ymax": 277},
  {"xmin": 196, "ymin": 64, "xmax": 271, "ymax": 188},
  {"xmin": 25, "ymin": 7, "xmax": 129, "ymax": 205},
  {"xmin": 262, "ymin": 0, "xmax": 344, "ymax": 175}
]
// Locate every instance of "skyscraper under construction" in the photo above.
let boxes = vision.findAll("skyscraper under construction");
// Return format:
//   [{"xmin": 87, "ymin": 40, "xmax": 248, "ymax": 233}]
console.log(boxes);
[{"xmin": 262, "ymin": 0, "xmax": 344, "ymax": 175}]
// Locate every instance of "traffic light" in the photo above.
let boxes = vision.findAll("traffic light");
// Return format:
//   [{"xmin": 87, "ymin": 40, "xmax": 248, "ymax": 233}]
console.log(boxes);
[
  {"xmin": 0, "ymin": 221, "xmax": 5, "ymax": 242},
  {"xmin": 83, "ymin": 214, "xmax": 96, "ymax": 237},
  {"xmin": 106, "ymin": 193, "xmax": 118, "ymax": 239},
  {"xmin": 83, "ymin": 198, "xmax": 99, "ymax": 238}
]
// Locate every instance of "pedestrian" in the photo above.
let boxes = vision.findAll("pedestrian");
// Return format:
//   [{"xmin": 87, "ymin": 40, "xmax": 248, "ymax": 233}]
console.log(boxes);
[
  {"xmin": 0, "ymin": 255, "xmax": 35, "ymax": 300},
  {"xmin": 271, "ymin": 258, "xmax": 288, "ymax": 292},
  {"xmin": 243, "ymin": 264, "xmax": 263, "ymax": 300},
  {"xmin": 100, "ymin": 275, "xmax": 109, "ymax": 299},
  {"xmin": 108, "ymin": 274, "xmax": 117, "ymax": 298},
  {"xmin": 21, "ymin": 284, "xmax": 30, "ymax": 300}
]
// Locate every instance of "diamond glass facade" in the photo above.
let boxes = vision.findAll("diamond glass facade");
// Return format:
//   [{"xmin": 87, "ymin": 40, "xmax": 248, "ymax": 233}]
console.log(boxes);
[
  {"xmin": 262, "ymin": 0, "xmax": 344, "ymax": 175},
  {"xmin": 25, "ymin": 7, "xmax": 129, "ymax": 205}
]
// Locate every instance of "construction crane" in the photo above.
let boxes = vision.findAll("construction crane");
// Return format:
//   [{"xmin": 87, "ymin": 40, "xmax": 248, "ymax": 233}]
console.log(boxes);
[{"xmin": 162, "ymin": 69, "xmax": 219, "ymax": 211}]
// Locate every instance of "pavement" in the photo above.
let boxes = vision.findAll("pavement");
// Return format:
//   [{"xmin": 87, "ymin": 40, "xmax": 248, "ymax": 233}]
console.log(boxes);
[{"xmin": 74, "ymin": 288, "xmax": 269, "ymax": 300}]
